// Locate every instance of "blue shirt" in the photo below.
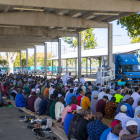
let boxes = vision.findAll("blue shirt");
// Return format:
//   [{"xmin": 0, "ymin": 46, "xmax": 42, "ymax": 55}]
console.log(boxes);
[
  {"xmin": 64, "ymin": 113, "xmax": 73, "ymax": 135},
  {"xmin": 87, "ymin": 120, "xmax": 108, "ymax": 140},
  {"xmin": 66, "ymin": 93, "xmax": 76, "ymax": 105},
  {"xmin": 39, "ymin": 100, "xmax": 48, "ymax": 115},
  {"xmin": 91, "ymin": 90, "xmax": 99, "ymax": 99},
  {"xmin": 107, "ymin": 132, "xmax": 119, "ymax": 140},
  {"xmin": 123, "ymin": 103, "xmax": 134, "ymax": 118},
  {"xmin": 100, "ymin": 128, "xmax": 111, "ymax": 140},
  {"xmin": 15, "ymin": 93, "xmax": 25, "ymax": 107}
]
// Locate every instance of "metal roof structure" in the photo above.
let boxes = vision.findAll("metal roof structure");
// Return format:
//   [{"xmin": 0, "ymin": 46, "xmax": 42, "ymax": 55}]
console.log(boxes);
[
  {"xmin": 48, "ymin": 43, "xmax": 140, "ymax": 60},
  {"xmin": 0, "ymin": 0, "xmax": 139, "ymax": 51}
]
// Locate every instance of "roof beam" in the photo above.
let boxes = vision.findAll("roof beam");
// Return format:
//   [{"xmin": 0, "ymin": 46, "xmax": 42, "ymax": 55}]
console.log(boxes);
[
  {"xmin": 0, "ymin": 26, "xmax": 78, "ymax": 37},
  {"xmin": 0, "ymin": 12, "xmax": 108, "ymax": 28},
  {"xmin": 0, "ymin": 0, "xmax": 140, "ymax": 12},
  {"xmin": 0, "ymin": 36, "xmax": 58, "ymax": 42}
]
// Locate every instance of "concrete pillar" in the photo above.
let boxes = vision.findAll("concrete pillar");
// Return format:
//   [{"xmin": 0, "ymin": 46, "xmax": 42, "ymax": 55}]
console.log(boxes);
[
  {"xmin": 34, "ymin": 46, "xmax": 37, "ymax": 76},
  {"xmin": 66, "ymin": 59, "xmax": 68, "ymax": 73},
  {"xmin": 108, "ymin": 23, "xmax": 113, "ymax": 68},
  {"xmin": 99, "ymin": 56, "xmax": 102, "ymax": 67},
  {"xmin": 51, "ymin": 60, "xmax": 53, "ymax": 75},
  {"xmin": 75, "ymin": 58, "xmax": 77, "ymax": 76},
  {"xmin": 58, "ymin": 39, "xmax": 61, "ymax": 77},
  {"xmin": 44, "ymin": 43, "xmax": 47, "ymax": 77},
  {"xmin": 78, "ymin": 33, "xmax": 81, "ymax": 80},
  {"xmin": 26, "ymin": 48, "xmax": 28, "ymax": 73},
  {"xmin": 90, "ymin": 58, "xmax": 91, "ymax": 75},
  {"xmin": 86, "ymin": 58, "xmax": 88, "ymax": 77},
  {"xmin": 20, "ymin": 50, "xmax": 22, "ymax": 73}
]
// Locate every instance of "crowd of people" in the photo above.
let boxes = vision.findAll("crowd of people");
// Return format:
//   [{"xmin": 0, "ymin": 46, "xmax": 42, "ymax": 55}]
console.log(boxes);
[{"xmin": 1, "ymin": 72, "xmax": 140, "ymax": 140}]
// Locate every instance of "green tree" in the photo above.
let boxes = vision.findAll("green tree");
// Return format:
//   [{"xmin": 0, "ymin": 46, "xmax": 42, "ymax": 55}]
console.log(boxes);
[
  {"xmin": 0, "ymin": 60, "xmax": 8, "ymax": 67},
  {"xmin": 14, "ymin": 52, "xmax": 34, "ymax": 67},
  {"xmin": 0, "ymin": 54, "xmax": 2, "ymax": 60},
  {"xmin": 117, "ymin": 13, "xmax": 140, "ymax": 38},
  {"xmin": 40, "ymin": 57, "xmax": 51, "ymax": 66},
  {"xmin": 63, "ymin": 28, "xmax": 97, "ymax": 50}
]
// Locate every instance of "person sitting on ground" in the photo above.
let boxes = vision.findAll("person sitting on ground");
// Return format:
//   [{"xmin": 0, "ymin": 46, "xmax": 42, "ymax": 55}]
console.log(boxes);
[
  {"xmin": 100, "ymin": 127, "xmax": 112, "ymax": 140},
  {"xmin": 55, "ymin": 96, "xmax": 65, "ymax": 122},
  {"xmin": 104, "ymin": 97, "xmax": 117, "ymax": 119},
  {"xmin": 66, "ymin": 89, "xmax": 76, "ymax": 105},
  {"xmin": 38, "ymin": 95, "xmax": 49, "ymax": 115},
  {"xmin": 76, "ymin": 109, "xmax": 93, "ymax": 140},
  {"xmin": 49, "ymin": 85, "xmax": 54, "ymax": 97},
  {"xmin": 44, "ymin": 85, "xmax": 49, "ymax": 96},
  {"xmin": 64, "ymin": 104, "xmax": 77, "ymax": 135},
  {"xmin": 115, "ymin": 105, "xmax": 131, "ymax": 129},
  {"xmin": 67, "ymin": 76, "xmax": 76, "ymax": 85},
  {"xmin": 116, "ymin": 91, "xmax": 132, "ymax": 114},
  {"xmin": 81, "ymin": 92, "xmax": 91, "ymax": 109},
  {"xmin": 36, "ymin": 88, "xmax": 40, "ymax": 97},
  {"xmin": 47, "ymin": 94, "xmax": 55, "ymax": 116},
  {"xmin": 34, "ymin": 93, "xmax": 44, "ymax": 112},
  {"xmin": 96, "ymin": 83, "xmax": 103, "ymax": 92},
  {"xmin": 123, "ymin": 97, "xmax": 134, "ymax": 118},
  {"xmin": 135, "ymin": 100, "xmax": 140, "ymax": 114},
  {"xmin": 61, "ymin": 99, "xmax": 77, "ymax": 126},
  {"xmin": 90, "ymin": 94, "xmax": 98, "ymax": 115},
  {"xmin": 107, "ymin": 120, "xmax": 122, "ymax": 140},
  {"xmin": 9, "ymin": 85, "xmax": 14, "ymax": 100},
  {"xmin": 87, "ymin": 112, "xmax": 108, "ymax": 140},
  {"xmin": 132, "ymin": 110, "xmax": 140, "ymax": 140},
  {"xmin": 41, "ymin": 83, "xmax": 46, "ymax": 94},
  {"xmin": 91, "ymin": 87, "xmax": 99, "ymax": 99},
  {"xmin": 15, "ymin": 88, "xmax": 25, "ymax": 107},
  {"xmin": 98, "ymin": 88, "xmax": 106, "ymax": 100},
  {"xmin": 86, "ymin": 85, "xmax": 92, "ymax": 94},
  {"xmin": 53, "ymin": 86, "xmax": 59, "ymax": 98},
  {"xmin": 119, "ymin": 120, "xmax": 140, "ymax": 140},
  {"xmin": 67, "ymin": 109, "xmax": 84, "ymax": 140},
  {"xmin": 104, "ymin": 89, "xmax": 112, "ymax": 101},
  {"xmin": 77, "ymin": 89, "xmax": 85, "ymax": 106},
  {"xmin": 0, "ymin": 91, "xmax": 8, "ymax": 107},
  {"xmin": 49, "ymin": 97, "xmax": 59, "ymax": 119},
  {"xmin": 96, "ymin": 96, "xmax": 108, "ymax": 116},
  {"xmin": 121, "ymin": 86, "xmax": 128, "ymax": 96},
  {"xmin": 114, "ymin": 89, "xmax": 124, "ymax": 103},
  {"xmin": 27, "ymin": 92, "xmax": 37, "ymax": 112},
  {"xmin": 131, "ymin": 87, "xmax": 140, "ymax": 110}
]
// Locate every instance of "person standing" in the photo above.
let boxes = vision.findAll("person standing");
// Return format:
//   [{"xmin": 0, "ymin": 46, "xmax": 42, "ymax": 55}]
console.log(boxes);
[
  {"xmin": 80, "ymin": 75, "xmax": 85, "ymax": 86},
  {"xmin": 96, "ymin": 68, "xmax": 102, "ymax": 85},
  {"xmin": 62, "ymin": 72, "xmax": 71, "ymax": 85}
]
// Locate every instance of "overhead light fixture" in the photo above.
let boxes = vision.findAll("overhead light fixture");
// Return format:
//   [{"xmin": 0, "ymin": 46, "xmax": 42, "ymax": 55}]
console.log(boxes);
[
  {"xmin": 85, "ymin": 15, "xmax": 95, "ymax": 20},
  {"xmin": 0, "ymin": 25, "xmax": 20, "ymax": 28},
  {"xmin": 71, "ymin": 12, "xmax": 81, "ymax": 18},
  {"xmin": 13, "ymin": 7, "xmax": 44, "ymax": 12},
  {"xmin": 93, "ymin": 12, "xmax": 119, "ymax": 16}
]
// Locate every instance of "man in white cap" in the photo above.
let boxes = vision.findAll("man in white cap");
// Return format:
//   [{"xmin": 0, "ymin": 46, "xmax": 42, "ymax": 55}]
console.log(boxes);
[
  {"xmin": 115, "ymin": 105, "xmax": 131, "ymax": 129},
  {"xmin": 119, "ymin": 120, "xmax": 140, "ymax": 140},
  {"xmin": 96, "ymin": 68, "xmax": 102, "ymax": 85}
]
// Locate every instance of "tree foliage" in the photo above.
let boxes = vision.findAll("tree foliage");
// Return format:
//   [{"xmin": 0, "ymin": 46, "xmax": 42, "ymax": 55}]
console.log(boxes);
[
  {"xmin": 0, "ymin": 60, "xmax": 8, "ymax": 67},
  {"xmin": 63, "ymin": 28, "xmax": 97, "ymax": 50},
  {"xmin": 117, "ymin": 13, "xmax": 140, "ymax": 38},
  {"xmin": 131, "ymin": 37, "xmax": 140, "ymax": 43},
  {"xmin": 14, "ymin": 52, "xmax": 33, "ymax": 67},
  {"xmin": 40, "ymin": 57, "xmax": 51, "ymax": 66}
]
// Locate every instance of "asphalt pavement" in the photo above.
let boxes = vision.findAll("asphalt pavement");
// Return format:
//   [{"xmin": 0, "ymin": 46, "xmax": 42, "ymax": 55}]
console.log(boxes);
[{"xmin": 0, "ymin": 107, "xmax": 61, "ymax": 140}]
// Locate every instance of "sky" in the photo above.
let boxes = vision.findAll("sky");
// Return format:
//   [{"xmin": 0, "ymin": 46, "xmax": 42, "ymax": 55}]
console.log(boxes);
[{"xmin": 0, "ymin": 20, "xmax": 132, "ymax": 57}]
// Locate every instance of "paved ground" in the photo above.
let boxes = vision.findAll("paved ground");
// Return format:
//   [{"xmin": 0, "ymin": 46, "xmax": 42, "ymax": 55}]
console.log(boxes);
[{"xmin": 0, "ymin": 107, "xmax": 61, "ymax": 140}]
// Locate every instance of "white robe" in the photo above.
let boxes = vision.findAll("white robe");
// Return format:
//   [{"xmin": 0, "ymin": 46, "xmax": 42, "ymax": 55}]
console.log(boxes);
[
  {"xmin": 62, "ymin": 73, "xmax": 69, "ymax": 85},
  {"xmin": 96, "ymin": 71, "xmax": 102, "ymax": 85},
  {"xmin": 80, "ymin": 77, "xmax": 85, "ymax": 86}
]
